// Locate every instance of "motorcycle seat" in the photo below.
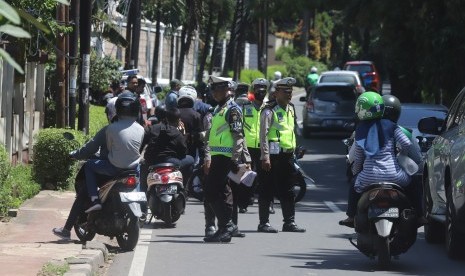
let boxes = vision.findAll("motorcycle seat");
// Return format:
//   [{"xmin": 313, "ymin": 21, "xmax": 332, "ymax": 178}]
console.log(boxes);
[
  {"xmin": 114, "ymin": 169, "xmax": 138, "ymax": 178},
  {"xmin": 149, "ymin": 163, "xmax": 179, "ymax": 170}
]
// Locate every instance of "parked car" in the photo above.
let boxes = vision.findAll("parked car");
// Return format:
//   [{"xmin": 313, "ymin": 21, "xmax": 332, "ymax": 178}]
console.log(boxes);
[
  {"xmin": 299, "ymin": 82, "xmax": 357, "ymax": 138},
  {"xmin": 418, "ymin": 87, "xmax": 465, "ymax": 258},
  {"xmin": 398, "ymin": 103, "xmax": 448, "ymax": 154},
  {"xmin": 318, "ymin": 70, "xmax": 365, "ymax": 95},
  {"xmin": 343, "ymin": 61, "xmax": 381, "ymax": 93}
]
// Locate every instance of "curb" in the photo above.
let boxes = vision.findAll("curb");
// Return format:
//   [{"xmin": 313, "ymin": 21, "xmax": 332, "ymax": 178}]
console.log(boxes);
[{"xmin": 64, "ymin": 241, "xmax": 108, "ymax": 276}]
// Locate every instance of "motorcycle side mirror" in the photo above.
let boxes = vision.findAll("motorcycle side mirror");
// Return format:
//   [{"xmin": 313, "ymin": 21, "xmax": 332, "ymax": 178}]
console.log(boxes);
[{"xmin": 63, "ymin": 132, "xmax": 75, "ymax": 141}]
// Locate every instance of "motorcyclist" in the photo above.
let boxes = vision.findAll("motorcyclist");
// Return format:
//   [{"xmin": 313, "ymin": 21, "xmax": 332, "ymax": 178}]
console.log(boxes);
[
  {"xmin": 339, "ymin": 92, "xmax": 417, "ymax": 227},
  {"xmin": 177, "ymin": 86, "xmax": 205, "ymax": 166},
  {"xmin": 52, "ymin": 92, "xmax": 145, "ymax": 240},
  {"xmin": 141, "ymin": 107, "xmax": 194, "ymax": 185},
  {"xmin": 306, "ymin": 66, "xmax": 319, "ymax": 97}
]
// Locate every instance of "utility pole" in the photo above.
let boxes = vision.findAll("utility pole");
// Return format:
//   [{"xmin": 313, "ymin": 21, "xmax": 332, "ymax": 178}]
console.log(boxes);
[
  {"xmin": 131, "ymin": 0, "xmax": 141, "ymax": 69},
  {"xmin": 56, "ymin": 3, "xmax": 66, "ymax": 128},
  {"xmin": 124, "ymin": 0, "xmax": 133, "ymax": 69},
  {"xmin": 69, "ymin": 0, "xmax": 80, "ymax": 130},
  {"xmin": 65, "ymin": 4, "xmax": 69, "ymax": 127},
  {"xmin": 78, "ymin": 0, "xmax": 91, "ymax": 134}
]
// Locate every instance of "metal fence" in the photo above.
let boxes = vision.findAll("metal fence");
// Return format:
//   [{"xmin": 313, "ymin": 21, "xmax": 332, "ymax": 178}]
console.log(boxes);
[{"xmin": 0, "ymin": 61, "xmax": 46, "ymax": 164}]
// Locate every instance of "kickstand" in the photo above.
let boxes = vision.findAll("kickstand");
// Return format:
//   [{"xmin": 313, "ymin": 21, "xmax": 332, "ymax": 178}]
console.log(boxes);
[{"xmin": 147, "ymin": 213, "xmax": 154, "ymax": 224}]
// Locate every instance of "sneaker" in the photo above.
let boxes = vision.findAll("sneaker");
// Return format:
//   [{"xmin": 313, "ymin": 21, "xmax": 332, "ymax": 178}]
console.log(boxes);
[
  {"xmin": 52, "ymin": 227, "xmax": 71, "ymax": 240},
  {"xmin": 282, "ymin": 222, "xmax": 306, "ymax": 232},
  {"xmin": 205, "ymin": 226, "xmax": 216, "ymax": 238},
  {"xmin": 239, "ymin": 208, "xmax": 247, "ymax": 213},
  {"xmin": 85, "ymin": 199, "xmax": 102, "ymax": 213},
  {"xmin": 257, "ymin": 223, "xmax": 278, "ymax": 233},
  {"xmin": 269, "ymin": 206, "xmax": 275, "ymax": 214}
]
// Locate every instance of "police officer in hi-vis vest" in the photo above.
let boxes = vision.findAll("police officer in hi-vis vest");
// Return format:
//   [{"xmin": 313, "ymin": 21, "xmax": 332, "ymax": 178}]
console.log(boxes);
[
  {"xmin": 203, "ymin": 76, "xmax": 251, "ymax": 243},
  {"xmin": 258, "ymin": 77, "xmax": 306, "ymax": 233}
]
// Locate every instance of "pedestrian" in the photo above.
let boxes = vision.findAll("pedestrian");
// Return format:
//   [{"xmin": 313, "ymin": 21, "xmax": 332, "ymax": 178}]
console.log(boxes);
[
  {"xmin": 258, "ymin": 77, "xmax": 306, "ymax": 233},
  {"xmin": 165, "ymin": 79, "xmax": 184, "ymax": 109},
  {"xmin": 202, "ymin": 76, "xmax": 251, "ymax": 242}
]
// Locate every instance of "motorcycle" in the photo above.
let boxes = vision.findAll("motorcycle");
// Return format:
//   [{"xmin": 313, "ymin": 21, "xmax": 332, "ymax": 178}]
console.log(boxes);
[
  {"xmin": 146, "ymin": 163, "xmax": 187, "ymax": 226},
  {"xmin": 293, "ymin": 145, "xmax": 313, "ymax": 203},
  {"xmin": 350, "ymin": 183, "xmax": 418, "ymax": 269}
]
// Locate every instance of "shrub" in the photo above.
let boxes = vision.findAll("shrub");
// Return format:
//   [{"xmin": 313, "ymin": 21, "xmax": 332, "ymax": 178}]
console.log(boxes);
[
  {"xmin": 0, "ymin": 145, "xmax": 10, "ymax": 186},
  {"xmin": 32, "ymin": 128, "xmax": 86, "ymax": 190},
  {"xmin": 284, "ymin": 56, "xmax": 314, "ymax": 87},
  {"xmin": 0, "ymin": 165, "xmax": 40, "ymax": 217},
  {"xmin": 239, "ymin": 69, "xmax": 265, "ymax": 84}
]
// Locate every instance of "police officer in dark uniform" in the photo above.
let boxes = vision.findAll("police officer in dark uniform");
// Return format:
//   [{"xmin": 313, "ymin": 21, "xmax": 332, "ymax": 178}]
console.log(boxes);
[
  {"xmin": 203, "ymin": 76, "xmax": 251, "ymax": 243},
  {"xmin": 258, "ymin": 77, "xmax": 306, "ymax": 233}
]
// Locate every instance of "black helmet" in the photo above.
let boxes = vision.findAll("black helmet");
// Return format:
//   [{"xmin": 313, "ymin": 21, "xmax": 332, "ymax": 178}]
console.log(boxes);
[
  {"xmin": 116, "ymin": 91, "xmax": 140, "ymax": 118},
  {"xmin": 382, "ymin": 94, "xmax": 401, "ymax": 123},
  {"xmin": 155, "ymin": 104, "xmax": 167, "ymax": 122}
]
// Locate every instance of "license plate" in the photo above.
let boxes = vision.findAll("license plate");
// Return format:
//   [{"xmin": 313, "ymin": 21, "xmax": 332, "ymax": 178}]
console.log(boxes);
[
  {"xmin": 323, "ymin": 119, "xmax": 343, "ymax": 127},
  {"xmin": 368, "ymin": 207, "xmax": 399, "ymax": 218},
  {"xmin": 156, "ymin": 185, "xmax": 177, "ymax": 194},
  {"xmin": 119, "ymin": 192, "xmax": 147, "ymax": 203}
]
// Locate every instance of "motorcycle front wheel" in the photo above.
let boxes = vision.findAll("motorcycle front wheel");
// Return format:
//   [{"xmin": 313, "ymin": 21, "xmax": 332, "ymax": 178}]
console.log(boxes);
[
  {"xmin": 116, "ymin": 216, "xmax": 140, "ymax": 251},
  {"xmin": 74, "ymin": 215, "xmax": 96, "ymax": 242},
  {"xmin": 294, "ymin": 175, "xmax": 307, "ymax": 203}
]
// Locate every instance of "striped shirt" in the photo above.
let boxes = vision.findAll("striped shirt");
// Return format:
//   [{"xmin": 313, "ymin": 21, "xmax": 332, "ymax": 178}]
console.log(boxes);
[{"xmin": 353, "ymin": 126, "xmax": 412, "ymax": 193}]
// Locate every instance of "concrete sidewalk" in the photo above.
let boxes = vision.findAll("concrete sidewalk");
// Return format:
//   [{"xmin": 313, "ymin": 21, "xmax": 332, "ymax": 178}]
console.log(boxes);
[{"xmin": 0, "ymin": 191, "xmax": 110, "ymax": 276}]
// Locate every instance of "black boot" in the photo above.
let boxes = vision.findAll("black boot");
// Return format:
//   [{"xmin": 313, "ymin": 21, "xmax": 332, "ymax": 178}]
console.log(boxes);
[
  {"xmin": 231, "ymin": 224, "xmax": 246, "ymax": 238},
  {"xmin": 281, "ymin": 200, "xmax": 306, "ymax": 233}
]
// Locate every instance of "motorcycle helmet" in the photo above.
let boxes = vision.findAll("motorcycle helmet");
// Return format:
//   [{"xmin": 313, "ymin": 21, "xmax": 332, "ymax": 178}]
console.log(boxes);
[
  {"xmin": 311, "ymin": 66, "xmax": 318, "ymax": 73},
  {"xmin": 252, "ymin": 78, "xmax": 269, "ymax": 101},
  {"xmin": 382, "ymin": 94, "xmax": 401, "ymax": 123},
  {"xmin": 154, "ymin": 104, "xmax": 166, "ymax": 122},
  {"xmin": 355, "ymin": 91, "xmax": 384, "ymax": 121},
  {"xmin": 177, "ymin": 85, "xmax": 197, "ymax": 108},
  {"xmin": 115, "ymin": 91, "xmax": 140, "ymax": 118},
  {"xmin": 274, "ymin": 71, "xmax": 282, "ymax": 80}
]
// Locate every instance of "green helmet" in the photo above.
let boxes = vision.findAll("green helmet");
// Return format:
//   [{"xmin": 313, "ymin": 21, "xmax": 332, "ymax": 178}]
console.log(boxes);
[{"xmin": 355, "ymin": 91, "xmax": 385, "ymax": 120}]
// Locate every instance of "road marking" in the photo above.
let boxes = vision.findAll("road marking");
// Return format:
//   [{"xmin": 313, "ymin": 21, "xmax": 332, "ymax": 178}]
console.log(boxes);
[
  {"xmin": 324, "ymin": 201, "xmax": 342, "ymax": 213},
  {"xmin": 128, "ymin": 228, "xmax": 152, "ymax": 276}
]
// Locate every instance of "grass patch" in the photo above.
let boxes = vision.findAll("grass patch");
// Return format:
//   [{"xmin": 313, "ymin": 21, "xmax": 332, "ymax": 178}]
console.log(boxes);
[{"xmin": 38, "ymin": 261, "xmax": 69, "ymax": 276}]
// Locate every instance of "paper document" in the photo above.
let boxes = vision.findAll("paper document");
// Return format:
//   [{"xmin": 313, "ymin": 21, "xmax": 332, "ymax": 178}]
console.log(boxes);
[{"xmin": 227, "ymin": 164, "xmax": 257, "ymax": 187}]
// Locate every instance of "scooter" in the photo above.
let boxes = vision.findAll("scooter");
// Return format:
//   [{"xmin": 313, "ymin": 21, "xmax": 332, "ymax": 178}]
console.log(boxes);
[
  {"xmin": 350, "ymin": 183, "xmax": 418, "ymax": 269},
  {"xmin": 146, "ymin": 163, "xmax": 187, "ymax": 226},
  {"xmin": 63, "ymin": 132, "xmax": 146, "ymax": 251}
]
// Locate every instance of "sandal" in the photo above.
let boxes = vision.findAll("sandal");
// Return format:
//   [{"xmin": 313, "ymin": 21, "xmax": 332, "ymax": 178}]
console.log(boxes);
[{"xmin": 338, "ymin": 217, "xmax": 354, "ymax": 228}]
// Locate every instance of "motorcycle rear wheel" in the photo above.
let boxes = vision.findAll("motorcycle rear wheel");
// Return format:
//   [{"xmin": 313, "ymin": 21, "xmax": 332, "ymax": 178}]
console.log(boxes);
[
  {"xmin": 74, "ymin": 215, "xmax": 96, "ymax": 242},
  {"xmin": 377, "ymin": 236, "xmax": 391, "ymax": 269},
  {"xmin": 116, "ymin": 217, "xmax": 140, "ymax": 251}
]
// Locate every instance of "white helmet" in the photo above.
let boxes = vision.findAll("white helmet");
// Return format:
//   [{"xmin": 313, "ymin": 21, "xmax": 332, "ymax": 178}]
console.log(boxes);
[
  {"xmin": 274, "ymin": 71, "xmax": 282, "ymax": 80},
  {"xmin": 311, "ymin": 66, "xmax": 318, "ymax": 73},
  {"xmin": 177, "ymin": 85, "xmax": 197, "ymax": 104}
]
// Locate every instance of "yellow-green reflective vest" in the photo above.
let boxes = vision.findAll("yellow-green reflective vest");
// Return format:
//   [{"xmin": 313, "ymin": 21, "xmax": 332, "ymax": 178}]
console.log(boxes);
[
  {"xmin": 243, "ymin": 103, "xmax": 260, "ymax": 148},
  {"xmin": 267, "ymin": 104, "xmax": 296, "ymax": 150},
  {"xmin": 209, "ymin": 104, "xmax": 234, "ymax": 157}
]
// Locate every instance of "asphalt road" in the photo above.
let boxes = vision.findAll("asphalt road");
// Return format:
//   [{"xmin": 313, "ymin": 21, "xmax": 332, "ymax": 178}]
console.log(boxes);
[{"xmin": 106, "ymin": 90, "xmax": 465, "ymax": 276}]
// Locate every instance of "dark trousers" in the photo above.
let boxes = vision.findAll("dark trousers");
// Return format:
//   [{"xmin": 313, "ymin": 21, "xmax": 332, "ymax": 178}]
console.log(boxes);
[
  {"xmin": 258, "ymin": 153, "xmax": 296, "ymax": 224},
  {"xmin": 204, "ymin": 155, "xmax": 233, "ymax": 228},
  {"xmin": 64, "ymin": 184, "xmax": 87, "ymax": 231}
]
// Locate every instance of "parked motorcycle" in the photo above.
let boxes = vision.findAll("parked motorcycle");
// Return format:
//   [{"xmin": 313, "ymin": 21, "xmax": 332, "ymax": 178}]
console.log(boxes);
[
  {"xmin": 293, "ymin": 145, "xmax": 313, "ymax": 203},
  {"xmin": 350, "ymin": 183, "xmax": 418, "ymax": 269},
  {"xmin": 146, "ymin": 163, "xmax": 187, "ymax": 226}
]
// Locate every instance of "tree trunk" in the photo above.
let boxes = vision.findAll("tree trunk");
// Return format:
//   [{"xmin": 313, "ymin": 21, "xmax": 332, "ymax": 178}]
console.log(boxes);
[
  {"xmin": 151, "ymin": 1, "xmax": 161, "ymax": 84},
  {"xmin": 196, "ymin": 7, "xmax": 214, "ymax": 84},
  {"xmin": 223, "ymin": 0, "xmax": 241, "ymax": 76},
  {"xmin": 209, "ymin": 17, "xmax": 221, "ymax": 75}
]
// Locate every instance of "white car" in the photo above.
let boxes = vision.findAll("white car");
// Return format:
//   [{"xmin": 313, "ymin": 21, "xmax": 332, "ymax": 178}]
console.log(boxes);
[{"xmin": 318, "ymin": 70, "xmax": 365, "ymax": 95}]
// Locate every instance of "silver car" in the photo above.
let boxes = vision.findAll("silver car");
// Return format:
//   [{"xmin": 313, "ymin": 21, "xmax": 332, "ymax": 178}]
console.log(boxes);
[
  {"xmin": 318, "ymin": 70, "xmax": 365, "ymax": 95},
  {"xmin": 299, "ymin": 82, "xmax": 357, "ymax": 138},
  {"xmin": 418, "ymin": 87, "xmax": 465, "ymax": 258}
]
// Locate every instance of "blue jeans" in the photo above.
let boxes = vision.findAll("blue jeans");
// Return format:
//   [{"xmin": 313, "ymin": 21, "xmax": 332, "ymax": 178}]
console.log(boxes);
[
  {"xmin": 165, "ymin": 156, "xmax": 195, "ymax": 184},
  {"xmin": 84, "ymin": 159, "xmax": 123, "ymax": 198}
]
